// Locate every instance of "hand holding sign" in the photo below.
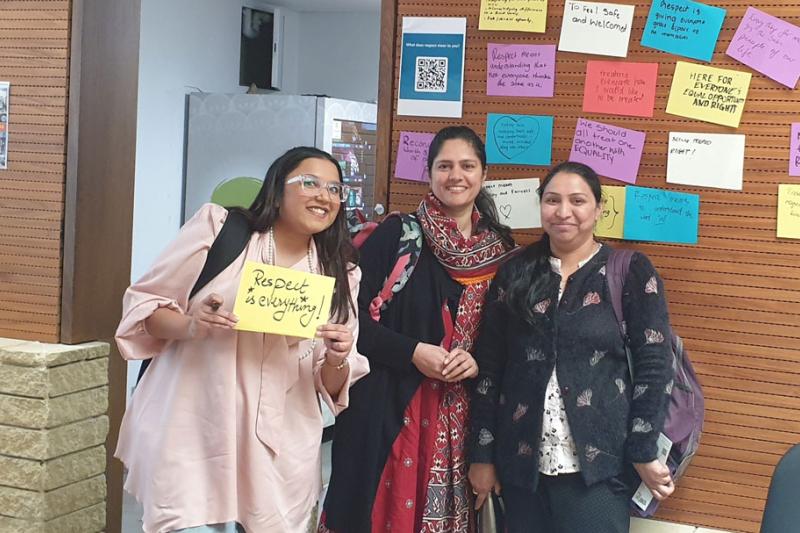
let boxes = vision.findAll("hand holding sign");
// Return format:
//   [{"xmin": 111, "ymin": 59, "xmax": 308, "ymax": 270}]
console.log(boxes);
[
  {"xmin": 188, "ymin": 293, "xmax": 239, "ymax": 339},
  {"xmin": 233, "ymin": 261, "xmax": 335, "ymax": 338}
]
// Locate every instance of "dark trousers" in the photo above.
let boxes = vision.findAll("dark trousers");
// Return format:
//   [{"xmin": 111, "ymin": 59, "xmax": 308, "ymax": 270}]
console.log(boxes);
[{"xmin": 503, "ymin": 473, "xmax": 631, "ymax": 533}]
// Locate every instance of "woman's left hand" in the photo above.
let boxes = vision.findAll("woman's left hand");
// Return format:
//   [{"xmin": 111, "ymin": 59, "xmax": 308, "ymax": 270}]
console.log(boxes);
[
  {"xmin": 441, "ymin": 348, "xmax": 478, "ymax": 382},
  {"xmin": 633, "ymin": 460, "xmax": 674, "ymax": 501},
  {"xmin": 317, "ymin": 324, "xmax": 353, "ymax": 366}
]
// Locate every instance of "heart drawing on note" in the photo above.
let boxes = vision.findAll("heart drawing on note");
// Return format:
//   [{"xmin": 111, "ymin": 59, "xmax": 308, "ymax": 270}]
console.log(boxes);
[
  {"xmin": 499, "ymin": 204, "xmax": 512, "ymax": 220},
  {"xmin": 492, "ymin": 115, "xmax": 540, "ymax": 160}
]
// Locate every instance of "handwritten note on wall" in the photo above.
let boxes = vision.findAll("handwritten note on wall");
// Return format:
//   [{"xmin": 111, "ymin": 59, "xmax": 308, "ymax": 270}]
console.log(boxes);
[
  {"xmin": 777, "ymin": 185, "xmax": 800, "ymax": 239},
  {"xmin": 641, "ymin": 0, "xmax": 726, "ymax": 62},
  {"xmin": 623, "ymin": 186, "xmax": 700, "ymax": 244},
  {"xmin": 666, "ymin": 61, "xmax": 751, "ymax": 128},
  {"xmin": 483, "ymin": 178, "xmax": 542, "ymax": 229},
  {"xmin": 487, "ymin": 44, "xmax": 556, "ymax": 97},
  {"xmin": 597, "ymin": 185, "xmax": 626, "ymax": 239},
  {"xmin": 479, "ymin": 0, "xmax": 547, "ymax": 33},
  {"xmin": 394, "ymin": 131, "xmax": 435, "ymax": 182},
  {"xmin": 559, "ymin": 1, "xmax": 635, "ymax": 58},
  {"xmin": 569, "ymin": 118, "xmax": 645, "ymax": 183},
  {"xmin": 667, "ymin": 132, "xmax": 745, "ymax": 190},
  {"xmin": 791, "ymin": 123, "xmax": 800, "ymax": 177},
  {"xmin": 726, "ymin": 7, "xmax": 800, "ymax": 89},
  {"xmin": 582, "ymin": 61, "xmax": 659, "ymax": 117},
  {"xmin": 233, "ymin": 261, "xmax": 335, "ymax": 338},
  {"xmin": 486, "ymin": 113, "xmax": 553, "ymax": 166}
]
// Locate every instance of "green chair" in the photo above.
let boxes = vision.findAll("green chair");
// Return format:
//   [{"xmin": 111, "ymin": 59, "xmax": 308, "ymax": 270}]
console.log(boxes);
[{"xmin": 211, "ymin": 177, "xmax": 263, "ymax": 209}]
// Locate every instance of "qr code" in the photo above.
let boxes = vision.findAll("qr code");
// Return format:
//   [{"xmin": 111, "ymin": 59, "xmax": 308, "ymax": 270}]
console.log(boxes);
[{"xmin": 414, "ymin": 56, "xmax": 448, "ymax": 93}]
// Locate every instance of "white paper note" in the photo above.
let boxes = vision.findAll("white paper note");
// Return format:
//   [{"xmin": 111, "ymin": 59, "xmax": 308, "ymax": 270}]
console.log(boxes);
[
  {"xmin": 559, "ymin": 1, "xmax": 635, "ymax": 58},
  {"xmin": 483, "ymin": 178, "xmax": 541, "ymax": 229},
  {"xmin": 667, "ymin": 132, "xmax": 745, "ymax": 191}
]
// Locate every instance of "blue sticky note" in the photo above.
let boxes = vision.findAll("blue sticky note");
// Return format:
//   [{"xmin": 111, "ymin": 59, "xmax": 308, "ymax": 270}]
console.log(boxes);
[
  {"xmin": 641, "ymin": 0, "xmax": 726, "ymax": 62},
  {"xmin": 486, "ymin": 113, "xmax": 553, "ymax": 166},
  {"xmin": 623, "ymin": 186, "xmax": 699, "ymax": 244}
]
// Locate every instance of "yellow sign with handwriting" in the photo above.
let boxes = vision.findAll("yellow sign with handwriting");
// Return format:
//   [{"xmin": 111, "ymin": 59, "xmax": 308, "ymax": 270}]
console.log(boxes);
[
  {"xmin": 232, "ymin": 261, "xmax": 335, "ymax": 338},
  {"xmin": 479, "ymin": 0, "xmax": 547, "ymax": 33},
  {"xmin": 777, "ymin": 184, "xmax": 800, "ymax": 240},
  {"xmin": 666, "ymin": 62, "xmax": 751, "ymax": 128},
  {"xmin": 597, "ymin": 185, "xmax": 626, "ymax": 239}
]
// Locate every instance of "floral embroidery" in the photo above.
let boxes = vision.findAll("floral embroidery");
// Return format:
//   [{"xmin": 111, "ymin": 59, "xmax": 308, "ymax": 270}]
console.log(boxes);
[
  {"xmin": 534, "ymin": 299, "xmax": 551, "ymax": 314},
  {"xmin": 665, "ymin": 380, "xmax": 674, "ymax": 394},
  {"xmin": 476, "ymin": 377, "xmax": 491, "ymax": 395},
  {"xmin": 526, "ymin": 347, "xmax": 545, "ymax": 362},
  {"xmin": 645, "ymin": 328, "xmax": 665, "ymax": 344},
  {"xmin": 598, "ymin": 265, "xmax": 606, "ymax": 276},
  {"xmin": 518, "ymin": 441, "xmax": 533, "ymax": 456},
  {"xmin": 577, "ymin": 389, "xmax": 593, "ymax": 407},
  {"xmin": 512, "ymin": 403, "xmax": 528, "ymax": 422},
  {"xmin": 478, "ymin": 428, "xmax": 494, "ymax": 446},
  {"xmin": 632, "ymin": 418, "xmax": 653, "ymax": 433},
  {"xmin": 633, "ymin": 384, "xmax": 648, "ymax": 399},
  {"xmin": 615, "ymin": 378, "xmax": 626, "ymax": 395},
  {"xmin": 582, "ymin": 291, "xmax": 601, "ymax": 307},
  {"xmin": 585, "ymin": 444, "xmax": 601, "ymax": 462},
  {"xmin": 589, "ymin": 350, "xmax": 606, "ymax": 366},
  {"xmin": 645, "ymin": 276, "xmax": 658, "ymax": 294}
]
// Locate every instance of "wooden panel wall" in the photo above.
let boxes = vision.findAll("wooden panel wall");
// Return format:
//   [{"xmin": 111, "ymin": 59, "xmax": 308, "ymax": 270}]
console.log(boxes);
[
  {"xmin": 378, "ymin": 1, "xmax": 800, "ymax": 532},
  {"xmin": 0, "ymin": 0, "xmax": 70, "ymax": 343}
]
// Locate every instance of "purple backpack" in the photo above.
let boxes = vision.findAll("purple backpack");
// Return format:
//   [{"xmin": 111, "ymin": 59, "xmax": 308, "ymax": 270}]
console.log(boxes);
[{"xmin": 607, "ymin": 249, "xmax": 705, "ymax": 517}]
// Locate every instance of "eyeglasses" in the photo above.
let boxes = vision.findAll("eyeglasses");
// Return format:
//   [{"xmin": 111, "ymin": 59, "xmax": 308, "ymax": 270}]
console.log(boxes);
[{"xmin": 285, "ymin": 174, "xmax": 354, "ymax": 203}]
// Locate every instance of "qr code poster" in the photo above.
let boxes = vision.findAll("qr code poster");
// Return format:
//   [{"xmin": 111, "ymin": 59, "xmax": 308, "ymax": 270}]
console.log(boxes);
[{"xmin": 398, "ymin": 17, "xmax": 466, "ymax": 118}]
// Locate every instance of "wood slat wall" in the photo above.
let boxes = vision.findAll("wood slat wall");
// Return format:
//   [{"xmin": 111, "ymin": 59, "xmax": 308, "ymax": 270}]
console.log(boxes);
[
  {"xmin": 0, "ymin": 0, "xmax": 70, "ymax": 343},
  {"xmin": 379, "ymin": 1, "xmax": 800, "ymax": 531}
]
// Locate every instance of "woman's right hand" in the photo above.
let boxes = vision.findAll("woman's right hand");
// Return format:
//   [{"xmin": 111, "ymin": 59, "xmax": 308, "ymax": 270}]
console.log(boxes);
[
  {"xmin": 411, "ymin": 342, "xmax": 448, "ymax": 379},
  {"xmin": 468, "ymin": 463, "xmax": 501, "ymax": 510},
  {"xmin": 188, "ymin": 293, "xmax": 238, "ymax": 339}
]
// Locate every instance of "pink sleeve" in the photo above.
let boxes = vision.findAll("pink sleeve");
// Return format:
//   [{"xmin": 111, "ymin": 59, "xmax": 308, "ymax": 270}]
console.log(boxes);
[
  {"xmin": 115, "ymin": 204, "xmax": 228, "ymax": 360},
  {"xmin": 316, "ymin": 265, "xmax": 370, "ymax": 415}
]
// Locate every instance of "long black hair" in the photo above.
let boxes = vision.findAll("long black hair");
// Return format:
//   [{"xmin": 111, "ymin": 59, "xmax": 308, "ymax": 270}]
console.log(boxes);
[
  {"xmin": 504, "ymin": 161, "xmax": 602, "ymax": 324},
  {"xmin": 426, "ymin": 126, "xmax": 515, "ymax": 248},
  {"xmin": 233, "ymin": 146, "xmax": 358, "ymax": 323}
]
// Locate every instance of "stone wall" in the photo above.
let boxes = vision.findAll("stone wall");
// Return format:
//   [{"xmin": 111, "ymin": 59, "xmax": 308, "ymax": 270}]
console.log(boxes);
[{"xmin": 0, "ymin": 338, "xmax": 109, "ymax": 533}]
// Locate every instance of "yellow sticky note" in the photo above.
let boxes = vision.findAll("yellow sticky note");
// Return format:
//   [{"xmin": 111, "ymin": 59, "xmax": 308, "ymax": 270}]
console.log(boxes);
[
  {"xmin": 666, "ymin": 62, "xmax": 751, "ymax": 128},
  {"xmin": 777, "ymin": 184, "xmax": 800, "ymax": 239},
  {"xmin": 232, "ymin": 260, "xmax": 335, "ymax": 338},
  {"xmin": 597, "ymin": 185, "xmax": 626, "ymax": 239},
  {"xmin": 479, "ymin": 0, "xmax": 547, "ymax": 33}
]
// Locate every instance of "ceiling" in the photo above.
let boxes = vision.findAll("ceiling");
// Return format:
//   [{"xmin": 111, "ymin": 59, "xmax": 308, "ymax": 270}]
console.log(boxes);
[{"xmin": 265, "ymin": 0, "xmax": 380, "ymax": 12}]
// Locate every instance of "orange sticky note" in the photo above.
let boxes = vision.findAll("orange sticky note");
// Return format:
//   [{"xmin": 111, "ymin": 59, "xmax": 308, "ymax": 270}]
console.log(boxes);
[{"xmin": 582, "ymin": 61, "xmax": 659, "ymax": 118}]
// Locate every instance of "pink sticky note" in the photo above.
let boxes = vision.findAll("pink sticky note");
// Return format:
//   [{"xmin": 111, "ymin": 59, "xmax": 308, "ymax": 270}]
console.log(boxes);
[
  {"xmin": 569, "ymin": 118, "xmax": 645, "ymax": 183},
  {"xmin": 487, "ymin": 44, "xmax": 556, "ymax": 98},
  {"xmin": 582, "ymin": 61, "xmax": 659, "ymax": 118},
  {"xmin": 791, "ymin": 123, "xmax": 800, "ymax": 177},
  {"xmin": 726, "ymin": 7, "xmax": 800, "ymax": 89},
  {"xmin": 394, "ymin": 131, "xmax": 435, "ymax": 182}
]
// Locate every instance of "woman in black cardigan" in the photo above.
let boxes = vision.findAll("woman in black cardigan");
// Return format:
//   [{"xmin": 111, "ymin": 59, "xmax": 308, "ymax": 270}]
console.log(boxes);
[{"xmin": 468, "ymin": 162, "xmax": 675, "ymax": 532}]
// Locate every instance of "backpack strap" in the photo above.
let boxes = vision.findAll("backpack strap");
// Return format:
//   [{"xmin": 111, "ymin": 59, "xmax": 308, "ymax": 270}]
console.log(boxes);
[
  {"xmin": 606, "ymin": 247, "xmax": 636, "ymax": 380},
  {"xmin": 368, "ymin": 213, "xmax": 422, "ymax": 321},
  {"xmin": 136, "ymin": 209, "xmax": 251, "ymax": 383}
]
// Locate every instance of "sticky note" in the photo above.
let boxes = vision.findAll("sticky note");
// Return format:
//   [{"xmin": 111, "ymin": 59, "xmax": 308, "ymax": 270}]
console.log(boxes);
[
  {"xmin": 790, "ymin": 123, "xmax": 800, "ymax": 177},
  {"xmin": 487, "ymin": 44, "xmax": 556, "ymax": 97},
  {"xmin": 667, "ymin": 132, "xmax": 745, "ymax": 190},
  {"xmin": 483, "ymin": 178, "xmax": 542, "ymax": 229},
  {"xmin": 486, "ymin": 113, "xmax": 553, "ymax": 166},
  {"xmin": 583, "ymin": 61, "xmax": 659, "ymax": 118},
  {"xmin": 726, "ymin": 7, "xmax": 800, "ymax": 89},
  {"xmin": 623, "ymin": 186, "xmax": 699, "ymax": 244},
  {"xmin": 666, "ymin": 61, "xmax": 751, "ymax": 128},
  {"xmin": 777, "ymin": 184, "xmax": 800, "ymax": 239},
  {"xmin": 559, "ymin": 1, "xmax": 635, "ymax": 58},
  {"xmin": 569, "ymin": 118, "xmax": 645, "ymax": 184},
  {"xmin": 479, "ymin": 0, "xmax": 548, "ymax": 33},
  {"xmin": 597, "ymin": 185, "xmax": 626, "ymax": 239},
  {"xmin": 395, "ymin": 131, "xmax": 435, "ymax": 182},
  {"xmin": 233, "ymin": 261, "xmax": 335, "ymax": 338},
  {"xmin": 641, "ymin": 0, "xmax": 726, "ymax": 62}
]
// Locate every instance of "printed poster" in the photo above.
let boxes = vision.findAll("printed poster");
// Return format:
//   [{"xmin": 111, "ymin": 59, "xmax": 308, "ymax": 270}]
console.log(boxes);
[
  {"xmin": 487, "ymin": 44, "xmax": 556, "ymax": 98},
  {"xmin": 667, "ymin": 132, "xmax": 745, "ymax": 190},
  {"xmin": 641, "ymin": 0, "xmax": 726, "ymax": 62},
  {"xmin": 483, "ymin": 178, "xmax": 542, "ymax": 229},
  {"xmin": 479, "ymin": 0, "xmax": 548, "ymax": 33},
  {"xmin": 559, "ymin": 1, "xmax": 635, "ymax": 58},
  {"xmin": 485, "ymin": 113, "xmax": 553, "ymax": 166},
  {"xmin": 0, "ymin": 82, "xmax": 8, "ymax": 170},
  {"xmin": 397, "ymin": 17, "xmax": 467, "ymax": 118},
  {"xmin": 666, "ymin": 61, "xmax": 751, "ymax": 128}
]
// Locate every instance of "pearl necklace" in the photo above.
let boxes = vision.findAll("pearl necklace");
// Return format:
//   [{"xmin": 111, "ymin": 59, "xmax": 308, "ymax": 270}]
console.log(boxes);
[{"xmin": 267, "ymin": 227, "xmax": 317, "ymax": 360}]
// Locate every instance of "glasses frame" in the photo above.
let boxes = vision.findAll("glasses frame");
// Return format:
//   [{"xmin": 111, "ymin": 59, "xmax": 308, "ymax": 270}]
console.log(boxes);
[{"xmin": 285, "ymin": 174, "xmax": 353, "ymax": 203}]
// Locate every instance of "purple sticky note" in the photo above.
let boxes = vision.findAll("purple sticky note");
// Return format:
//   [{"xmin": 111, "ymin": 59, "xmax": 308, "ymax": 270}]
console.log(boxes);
[
  {"xmin": 569, "ymin": 118, "xmax": 646, "ymax": 184},
  {"xmin": 487, "ymin": 44, "xmax": 556, "ymax": 98},
  {"xmin": 726, "ymin": 7, "xmax": 800, "ymax": 89},
  {"xmin": 791, "ymin": 123, "xmax": 800, "ymax": 177},
  {"xmin": 394, "ymin": 131, "xmax": 435, "ymax": 182}
]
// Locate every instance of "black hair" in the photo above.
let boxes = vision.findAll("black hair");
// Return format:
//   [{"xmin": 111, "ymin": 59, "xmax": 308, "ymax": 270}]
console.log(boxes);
[
  {"xmin": 504, "ymin": 161, "xmax": 602, "ymax": 324},
  {"xmin": 426, "ymin": 126, "xmax": 515, "ymax": 248},
  {"xmin": 233, "ymin": 146, "xmax": 358, "ymax": 323}
]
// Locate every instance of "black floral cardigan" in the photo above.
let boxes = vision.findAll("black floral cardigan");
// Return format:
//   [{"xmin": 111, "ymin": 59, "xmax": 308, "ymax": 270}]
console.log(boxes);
[{"xmin": 468, "ymin": 244, "xmax": 674, "ymax": 491}]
